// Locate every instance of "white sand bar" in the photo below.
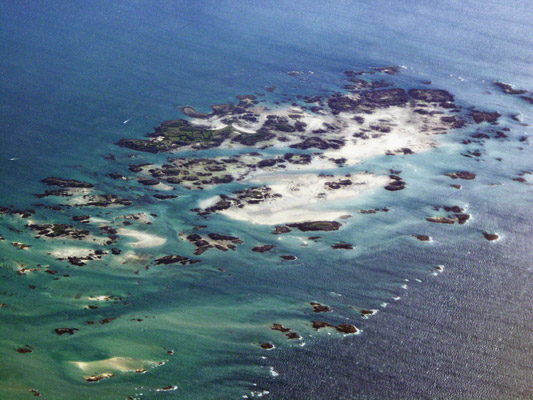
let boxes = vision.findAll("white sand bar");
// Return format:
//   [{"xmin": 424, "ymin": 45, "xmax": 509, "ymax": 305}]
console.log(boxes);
[
  {"xmin": 72, "ymin": 357, "xmax": 156, "ymax": 373},
  {"xmin": 219, "ymin": 172, "xmax": 389, "ymax": 225},
  {"xmin": 117, "ymin": 228, "xmax": 166, "ymax": 248}
]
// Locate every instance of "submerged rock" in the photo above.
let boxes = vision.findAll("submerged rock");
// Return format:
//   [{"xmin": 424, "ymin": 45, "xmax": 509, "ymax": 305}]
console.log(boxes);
[
  {"xmin": 371, "ymin": 65, "xmax": 401, "ymax": 75},
  {"xmin": 331, "ymin": 242, "xmax": 354, "ymax": 249},
  {"xmin": 426, "ymin": 217, "xmax": 456, "ymax": 224},
  {"xmin": 154, "ymin": 194, "xmax": 179, "ymax": 200},
  {"xmin": 412, "ymin": 235, "xmax": 431, "ymax": 242},
  {"xmin": 54, "ymin": 328, "xmax": 79, "ymax": 336}
]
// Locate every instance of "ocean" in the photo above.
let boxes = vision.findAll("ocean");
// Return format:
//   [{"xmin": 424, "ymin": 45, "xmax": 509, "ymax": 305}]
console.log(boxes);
[{"xmin": 0, "ymin": 1, "xmax": 532, "ymax": 399}]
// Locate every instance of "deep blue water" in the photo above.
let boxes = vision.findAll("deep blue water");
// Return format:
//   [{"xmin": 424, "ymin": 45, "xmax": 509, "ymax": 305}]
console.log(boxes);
[{"xmin": 1, "ymin": 1, "xmax": 532, "ymax": 399}]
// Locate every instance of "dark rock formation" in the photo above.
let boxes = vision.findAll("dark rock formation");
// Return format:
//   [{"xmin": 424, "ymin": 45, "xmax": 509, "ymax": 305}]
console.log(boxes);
[
  {"xmin": 312, "ymin": 321, "xmax": 358, "ymax": 334},
  {"xmin": 290, "ymin": 136, "xmax": 343, "ymax": 150},
  {"xmin": 493, "ymin": 82, "xmax": 528, "ymax": 95},
  {"xmin": 287, "ymin": 221, "xmax": 342, "ymax": 232},
  {"xmin": 310, "ymin": 302, "xmax": 331, "ymax": 312},
  {"xmin": 252, "ymin": 245, "xmax": 275, "ymax": 253},
  {"xmin": 72, "ymin": 215, "xmax": 90, "ymax": 222},
  {"xmin": 16, "ymin": 345, "xmax": 33, "ymax": 354},
  {"xmin": 336, "ymin": 324, "xmax": 358, "ymax": 334},
  {"xmin": 154, "ymin": 194, "xmax": 179, "ymax": 200},
  {"xmin": 155, "ymin": 255, "xmax": 200, "ymax": 265},
  {"xmin": 412, "ymin": 235, "xmax": 431, "ymax": 242},
  {"xmin": 272, "ymin": 226, "xmax": 291, "ymax": 235},
  {"xmin": 54, "ymin": 328, "xmax": 79, "ymax": 336},
  {"xmin": 408, "ymin": 89, "xmax": 454, "ymax": 103},
  {"xmin": 445, "ymin": 171, "xmax": 476, "ymax": 180},
  {"xmin": 472, "ymin": 111, "xmax": 501, "ymax": 124},
  {"xmin": 41, "ymin": 177, "xmax": 93, "ymax": 188},
  {"xmin": 371, "ymin": 66, "xmax": 401, "ymax": 75},
  {"xmin": 28, "ymin": 224, "xmax": 90, "ymax": 240},
  {"xmin": 179, "ymin": 105, "xmax": 212, "ymax": 118},
  {"xmin": 426, "ymin": 217, "xmax": 456, "ymax": 224},
  {"xmin": 117, "ymin": 120, "xmax": 233, "ymax": 153},
  {"xmin": 271, "ymin": 324, "xmax": 290, "ymax": 333},
  {"xmin": 361, "ymin": 88, "xmax": 409, "ymax": 107},
  {"xmin": 385, "ymin": 175, "xmax": 406, "ymax": 191},
  {"xmin": 483, "ymin": 232, "xmax": 499, "ymax": 241},
  {"xmin": 331, "ymin": 242, "xmax": 354, "ymax": 249}
]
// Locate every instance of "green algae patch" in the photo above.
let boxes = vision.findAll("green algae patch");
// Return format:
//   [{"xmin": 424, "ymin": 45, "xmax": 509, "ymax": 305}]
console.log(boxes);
[{"xmin": 116, "ymin": 120, "xmax": 234, "ymax": 153}]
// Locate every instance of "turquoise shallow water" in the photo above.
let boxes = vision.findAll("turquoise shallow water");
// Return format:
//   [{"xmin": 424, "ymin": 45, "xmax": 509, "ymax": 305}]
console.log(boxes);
[{"xmin": 1, "ymin": 1, "xmax": 532, "ymax": 399}]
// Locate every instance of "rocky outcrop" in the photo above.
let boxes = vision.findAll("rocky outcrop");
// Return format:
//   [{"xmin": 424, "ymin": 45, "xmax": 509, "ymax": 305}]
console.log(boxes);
[
  {"xmin": 493, "ymin": 82, "xmax": 528, "ymax": 95},
  {"xmin": 312, "ymin": 321, "xmax": 359, "ymax": 334},
  {"xmin": 154, "ymin": 255, "xmax": 200, "ymax": 265},
  {"xmin": 252, "ymin": 245, "xmax": 276, "ymax": 253},
  {"xmin": 41, "ymin": 177, "xmax": 94, "ymax": 188},
  {"xmin": 483, "ymin": 232, "xmax": 499, "ymax": 241},
  {"xmin": 472, "ymin": 111, "xmax": 501, "ymax": 124},
  {"xmin": 445, "ymin": 171, "xmax": 476, "ymax": 180},
  {"xmin": 385, "ymin": 175, "xmax": 406, "ymax": 191},
  {"xmin": 286, "ymin": 221, "xmax": 342, "ymax": 232},
  {"xmin": 54, "ymin": 328, "xmax": 79, "ymax": 335}
]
